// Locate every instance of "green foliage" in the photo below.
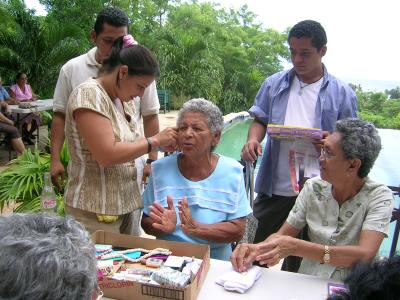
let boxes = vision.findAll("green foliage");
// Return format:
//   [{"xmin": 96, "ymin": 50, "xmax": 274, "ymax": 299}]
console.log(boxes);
[
  {"xmin": 39, "ymin": 0, "xmax": 105, "ymax": 34},
  {"xmin": 0, "ymin": 148, "xmax": 49, "ymax": 211},
  {"xmin": 0, "ymin": 148, "xmax": 65, "ymax": 215},
  {"xmin": 351, "ymin": 84, "xmax": 400, "ymax": 129},
  {"xmin": 385, "ymin": 86, "xmax": 400, "ymax": 100},
  {"xmin": 0, "ymin": 0, "xmax": 289, "ymax": 112},
  {"xmin": 137, "ymin": 2, "xmax": 289, "ymax": 113},
  {"xmin": 40, "ymin": 110, "xmax": 53, "ymax": 127},
  {"xmin": 0, "ymin": 0, "xmax": 88, "ymax": 98},
  {"xmin": 60, "ymin": 141, "xmax": 70, "ymax": 168}
]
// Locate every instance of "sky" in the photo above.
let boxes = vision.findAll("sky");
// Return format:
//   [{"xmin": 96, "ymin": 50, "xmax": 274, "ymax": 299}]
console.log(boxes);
[{"xmin": 25, "ymin": 0, "xmax": 400, "ymax": 89}]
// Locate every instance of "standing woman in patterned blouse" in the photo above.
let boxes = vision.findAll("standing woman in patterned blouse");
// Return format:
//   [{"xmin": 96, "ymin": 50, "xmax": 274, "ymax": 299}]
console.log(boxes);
[
  {"xmin": 231, "ymin": 119, "xmax": 394, "ymax": 281},
  {"xmin": 64, "ymin": 35, "xmax": 178, "ymax": 234}
]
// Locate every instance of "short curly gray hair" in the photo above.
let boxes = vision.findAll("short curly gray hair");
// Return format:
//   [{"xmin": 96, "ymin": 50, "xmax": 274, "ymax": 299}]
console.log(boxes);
[
  {"xmin": 335, "ymin": 118, "xmax": 381, "ymax": 178},
  {"xmin": 177, "ymin": 98, "xmax": 224, "ymax": 134},
  {"xmin": 0, "ymin": 213, "xmax": 97, "ymax": 300}
]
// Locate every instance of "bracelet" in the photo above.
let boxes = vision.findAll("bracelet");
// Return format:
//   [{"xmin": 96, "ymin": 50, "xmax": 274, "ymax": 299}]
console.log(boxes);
[
  {"xmin": 146, "ymin": 158, "xmax": 155, "ymax": 164},
  {"xmin": 146, "ymin": 137, "xmax": 152, "ymax": 153}
]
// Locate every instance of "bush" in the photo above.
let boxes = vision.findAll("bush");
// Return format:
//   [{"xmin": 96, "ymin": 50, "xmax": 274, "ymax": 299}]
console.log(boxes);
[{"xmin": 0, "ymin": 148, "xmax": 64, "ymax": 215}]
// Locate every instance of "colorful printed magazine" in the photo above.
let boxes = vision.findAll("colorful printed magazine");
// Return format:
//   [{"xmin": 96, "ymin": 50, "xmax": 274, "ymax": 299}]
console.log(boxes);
[{"xmin": 267, "ymin": 124, "xmax": 323, "ymax": 140}]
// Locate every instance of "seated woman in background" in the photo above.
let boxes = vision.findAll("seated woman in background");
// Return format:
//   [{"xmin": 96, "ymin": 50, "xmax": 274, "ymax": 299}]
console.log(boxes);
[
  {"xmin": 0, "ymin": 101, "xmax": 25, "ymax": 155},
  {"xmin": 64, "ymin": 35, "xmax": 177, "ymax": 235},
  {"xmin": 231, "ymin": 118, "xmax": 394, "ymax": 281},
  {"xmin": 9, "ymin": 72, "xmax": 40, "ymax": 145},
  {"xmin": 0, "ymin": 75, "xmax": 18, "ymax": 104},
  {"xmin": 142, "ymin": 98, "xmax": 252, "ymax": 260}
]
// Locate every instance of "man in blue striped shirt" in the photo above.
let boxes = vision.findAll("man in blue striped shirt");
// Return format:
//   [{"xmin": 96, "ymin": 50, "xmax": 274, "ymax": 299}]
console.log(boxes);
[{"xmin": 241, "ymin": 20, "xmax": 357, "ymax": 270}]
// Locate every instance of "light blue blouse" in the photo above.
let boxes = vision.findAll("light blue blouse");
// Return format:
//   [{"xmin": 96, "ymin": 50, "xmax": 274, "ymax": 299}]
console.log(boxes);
[
  {"xmin": 0, "ymin": 86, "xmax": 10, "ymax": 101},
  {"xmin": 143, "ymin": 153, "xmax": 252, "ymax": 260}
]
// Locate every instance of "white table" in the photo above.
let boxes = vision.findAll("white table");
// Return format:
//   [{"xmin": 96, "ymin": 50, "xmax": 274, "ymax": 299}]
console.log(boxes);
[
  {"xmin": 8, "ymin": 99, "xmax": 53, "ymax": 133},
  {"xmin": 197, "ymin": 259, "xmax": 330, "ymax": 300},
  {"xmin": 9, "ymin": 99, "xmax": 53, "ymax": 114},
  {"xmin": 104, "ymin": 259, "xmax": 332, "ymax": 300}
]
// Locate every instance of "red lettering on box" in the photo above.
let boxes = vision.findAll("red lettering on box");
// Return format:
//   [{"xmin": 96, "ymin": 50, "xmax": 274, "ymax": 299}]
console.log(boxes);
[{"xmin": 99, "ymin": 280, "xmax": 134, "ymax": 289}]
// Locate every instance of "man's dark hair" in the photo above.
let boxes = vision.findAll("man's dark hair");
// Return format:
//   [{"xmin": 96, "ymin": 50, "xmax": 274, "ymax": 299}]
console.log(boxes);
[
  {"xmin": 15, "ymin": 72, "xmax": 25, "ymax": 81},
  {"xmin": 288, "ymin": 20, "xmax": 327, "ymax": 51},
  {"xmin": 327, "ymin": 256, "xmax": 400, "ymax": 300},
  {"xmin": 94, "ymin": 7, "xmax": 129, "ymax": 35}
]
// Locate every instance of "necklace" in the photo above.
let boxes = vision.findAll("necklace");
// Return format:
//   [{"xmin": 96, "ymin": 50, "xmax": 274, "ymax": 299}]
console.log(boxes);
[
  {"xmin": 297, "ymin": 75, "xmax": 324, "ymax": 95},
  {"xmin": 298, "ymin": 79, "xmax": 311, "ymax": 95}
]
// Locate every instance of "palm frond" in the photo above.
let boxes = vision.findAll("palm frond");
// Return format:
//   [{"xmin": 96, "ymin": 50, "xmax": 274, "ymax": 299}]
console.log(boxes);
[{"xmin": 0, "ymin": 148, "xmax": 50, "ymax": 213}]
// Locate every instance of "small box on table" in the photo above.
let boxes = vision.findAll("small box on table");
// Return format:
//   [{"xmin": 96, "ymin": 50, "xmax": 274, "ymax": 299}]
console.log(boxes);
[{"xmin": 93, "ymin": 231, "xmax": 210, "ymax": 300}]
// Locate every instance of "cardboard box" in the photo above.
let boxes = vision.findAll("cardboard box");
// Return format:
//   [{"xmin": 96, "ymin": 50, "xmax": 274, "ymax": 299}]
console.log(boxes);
[{"xmin": 93, "ymin": 231, "xmax": 210, "ymax": 300}]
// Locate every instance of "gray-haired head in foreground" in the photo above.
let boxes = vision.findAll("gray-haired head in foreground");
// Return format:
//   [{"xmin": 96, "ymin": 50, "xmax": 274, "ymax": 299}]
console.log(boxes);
[
  {"xmin": 335, "ymin": 118, "xmax": 381, "ymax": 178},
  {"xmin": 0, "ymin": 213, "xmax": 97, "ymax": 300},
  {"xmin": 177, "ymin": 98, "xmax": 224, "ymax": 142}
]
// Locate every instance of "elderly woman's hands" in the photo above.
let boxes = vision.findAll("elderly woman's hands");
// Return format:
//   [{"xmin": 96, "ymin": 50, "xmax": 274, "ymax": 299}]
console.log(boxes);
[
  {"xmin": 149, "ymin": 195, "xmax": 177, "ymax": 234},
  {"xmin": 178, "ymin": 197, "xmax": 199, "ymax": 235},
  {"xmin": 231, "ymin": 235, "xmax": 299, "ymax": 272},
  {"xmin": 231, "ymin": 243, "xmax": 259, "ymax": 272},
  {"xmin": 255, "ymin": 235, "xmax": 298, "ymax": 267}
]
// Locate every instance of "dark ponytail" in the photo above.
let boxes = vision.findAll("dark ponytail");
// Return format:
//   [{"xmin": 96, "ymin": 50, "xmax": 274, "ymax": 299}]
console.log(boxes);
[{"xmin": 101, "ymin": 36, "xmax": 160, "ymax": 77}]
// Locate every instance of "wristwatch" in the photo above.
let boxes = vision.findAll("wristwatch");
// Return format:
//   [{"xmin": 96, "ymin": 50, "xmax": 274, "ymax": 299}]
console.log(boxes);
[
  {"xmin": 322, "ymin": 245, "xmax": 331, "ymax": 264},
  {"xmin": 146, "ymin": 158, "xmax": 155, "ymax": 164}
]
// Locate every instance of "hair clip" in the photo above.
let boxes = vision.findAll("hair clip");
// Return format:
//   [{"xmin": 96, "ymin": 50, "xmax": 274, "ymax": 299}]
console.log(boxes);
[{"xmin": 123, "ymin": 34, "xmax": 138, "ymax": 48}]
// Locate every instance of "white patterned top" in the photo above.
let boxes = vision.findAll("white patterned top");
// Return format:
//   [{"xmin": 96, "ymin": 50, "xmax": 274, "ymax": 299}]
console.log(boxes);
[
  {"xmin": 287, "ymin": 176, "xmax": 394, "ymax": 281},
  {"xmin": 64, "ymin": 78, "xmax": 142, "ymax": 215}
]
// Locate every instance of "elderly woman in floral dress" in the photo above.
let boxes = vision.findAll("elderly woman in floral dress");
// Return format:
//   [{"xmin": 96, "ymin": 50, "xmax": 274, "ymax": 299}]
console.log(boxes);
[{"xmin": 231, "ymin": 118, "xmax": 394, "ymax": 281}]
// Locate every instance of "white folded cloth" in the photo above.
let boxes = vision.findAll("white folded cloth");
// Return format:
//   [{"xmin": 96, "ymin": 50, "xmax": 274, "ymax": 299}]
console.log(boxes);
[{"xmin": 215, "ymin": 266, "xmax": 262, "ymax": 294}]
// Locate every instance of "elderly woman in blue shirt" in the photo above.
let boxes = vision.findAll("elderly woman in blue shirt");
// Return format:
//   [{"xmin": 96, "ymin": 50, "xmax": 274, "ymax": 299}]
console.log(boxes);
[
  {"xmin": 142, "ymin": 98, "xmax": 252, "ymax": 260},
  {"xmin": 231, "ymin": 119, "xmax": 394, "ymax": 281}
]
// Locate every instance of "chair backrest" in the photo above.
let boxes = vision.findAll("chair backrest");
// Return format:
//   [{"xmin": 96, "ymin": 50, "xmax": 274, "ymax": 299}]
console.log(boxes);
[
  {"xmin": 388, "ymin": 185, "xmax": 400, "ymax": 257},
  {"xmin": 157, "ymin": 90, "xmax": 170, "ymax": 105}
]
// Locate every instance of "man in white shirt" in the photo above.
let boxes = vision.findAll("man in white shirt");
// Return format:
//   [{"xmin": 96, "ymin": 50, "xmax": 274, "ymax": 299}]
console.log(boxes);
[{"xmin": 51, "ymin": 7, "xmax": 160, "ymax": 235}]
